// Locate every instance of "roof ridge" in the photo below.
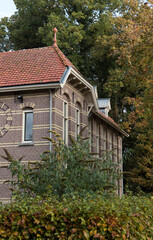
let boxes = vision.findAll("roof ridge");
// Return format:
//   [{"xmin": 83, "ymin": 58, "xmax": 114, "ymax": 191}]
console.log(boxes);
[
  {"xmin": 0, "ymin": 46, "xmax": 53, "ymax": 55},
  {"xmin": 52, "ymin": 45, "xmax": 82, "ymax": 75},
  {"xmin": 52, "ymin": 45, "xmax": 69, "ymax": 67}
]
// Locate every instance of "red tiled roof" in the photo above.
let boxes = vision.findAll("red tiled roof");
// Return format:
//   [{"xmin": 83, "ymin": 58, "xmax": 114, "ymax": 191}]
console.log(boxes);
[
  {"xmin": 98, "ymin": 110, "xmax": 128, "ymax": 136},
  {"xmin": 98, "ymin": 110, "xmax": 119, "ymax": 127},
  {"xmin": 0, "ymin": 45, "xmax": 76, "ymax": 88}
]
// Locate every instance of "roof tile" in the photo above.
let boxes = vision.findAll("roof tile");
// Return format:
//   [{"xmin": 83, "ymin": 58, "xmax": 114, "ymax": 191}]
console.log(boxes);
[
  {"xmin": 0, "ymin": 46, "xmax": 75, "ymax": 88},
  {"xmin": 98, "ymin": 110, "xmax": 119, "ymax": 127}
]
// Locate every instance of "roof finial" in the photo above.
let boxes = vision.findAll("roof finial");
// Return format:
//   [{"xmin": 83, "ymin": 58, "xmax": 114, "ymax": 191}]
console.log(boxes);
[{"xmin": 53, "ymin": 27, "xmax": 58, "ymax": 46}]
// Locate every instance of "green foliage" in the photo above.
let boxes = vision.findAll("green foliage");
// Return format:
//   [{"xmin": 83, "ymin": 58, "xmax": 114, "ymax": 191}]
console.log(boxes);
[
  {"xmin": 0, "ymin": 17, "xmax": 14, "ymax": 52},
  {"xmin": 1, "ymin": 0, "xmax": 121, "ymax": 82},
  {"xmin": 0, "ymin": 194, "xmax": 152, "ymax": 239},
  {"xmin": 1, "ymin": 132, "xmax": 118, "ymax": 199},
  {"xmin": 93, "ymin": 0, "xmax": 153, "ymax": 193},
  {"xmin": 0, "ymin": 0, "xmax": 152, "ymax": 194}
]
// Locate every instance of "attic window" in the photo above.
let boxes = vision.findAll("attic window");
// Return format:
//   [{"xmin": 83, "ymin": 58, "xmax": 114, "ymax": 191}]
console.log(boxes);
[{"xmin": 97, "ymin": 98, "xmax": 111, "ymax": 117}]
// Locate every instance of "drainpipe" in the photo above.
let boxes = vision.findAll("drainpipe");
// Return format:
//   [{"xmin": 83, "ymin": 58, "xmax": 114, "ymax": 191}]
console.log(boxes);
[{"xmin": 49, "ymin": 90, "xmax": 52, "ymax": 152}]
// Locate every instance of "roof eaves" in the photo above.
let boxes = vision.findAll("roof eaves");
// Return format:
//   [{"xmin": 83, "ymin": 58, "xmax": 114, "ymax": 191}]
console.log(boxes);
[
  {"xmin": 68, "ymin": 67, "xmax": 99, "ymax": 110},
  {"xmin": 0, "ymin": 82, "xmax": 61, "ymax": 93},
  {"xmin": 70, "ymin": 67, "xmax": 92, "ymax": 89},
  {"xmin": 94, "ymin": 111, "xmax": 129, "ymax": 137},
  {"xmin": 60, "ymin": 66, "xmax": 72, "ymax": 87}
]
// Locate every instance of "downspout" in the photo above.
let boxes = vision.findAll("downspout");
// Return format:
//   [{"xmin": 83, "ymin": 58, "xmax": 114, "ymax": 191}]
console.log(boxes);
[{"xmin": 49, "ymin": 90, "xmax": 52, "ymax": 152}]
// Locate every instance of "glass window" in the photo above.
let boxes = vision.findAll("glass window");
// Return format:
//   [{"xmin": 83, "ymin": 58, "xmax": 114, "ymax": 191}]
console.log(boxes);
[
  {"xmin": 63, "ymin": 101, "xmax": 68, "ymax": 144},
  {"xmin": 117, "ymin": 136, "xmax": 122, "ymax": 164},
  {"xmin": 103, "ymin": 127, "xmax": 106, "ymax": 150},
  {"xmin": 23, "ymin": 110, "xmax": 33, "ymax": 142},
  {"xmin": 88, "ymin": 119, "xmax": 92, "ymax": 151},
  {"xmin": 96, "ymin": 124, "xmax": 100, "ymax": 155},
  {"xmin": 109, "ymin": 130, "xmax": 113, "ymax": 159},
  {"xmin": 76, "ymin": 108, "xmax": 80, "ymax": 138},
  {"xmin": 113, "ymin": 134, "xmax": 118, "ymax": 163}
]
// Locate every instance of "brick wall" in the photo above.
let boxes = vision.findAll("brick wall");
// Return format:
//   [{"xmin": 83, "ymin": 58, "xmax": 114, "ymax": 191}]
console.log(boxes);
[
  {"xmin": 88, "ymin": 114, "xmax": 123, "ymax": 195},
  {"xmin": 0, "ymin": 90, "xmax": 50, "ymax": 202},
  {"xmin": 52, "ymin": 83, "xmax": 89, "ymax": 143},
  {"xmin": 0, "ymin": 84, "xmax": 123, "ymax": 201}
]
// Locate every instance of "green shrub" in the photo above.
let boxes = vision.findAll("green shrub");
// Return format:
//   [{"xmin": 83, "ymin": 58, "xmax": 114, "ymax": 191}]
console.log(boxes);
[
  {"xmin": 0, "ymin": 194, "xmax": 152, "ymax": 239},
  {"xmin": 1, "ymin": 131, "xmax": 118, "ymax": 199}
]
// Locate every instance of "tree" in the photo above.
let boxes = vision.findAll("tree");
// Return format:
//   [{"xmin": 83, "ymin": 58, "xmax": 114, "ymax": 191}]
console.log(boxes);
[
  {"xmin": 1, "ymin": 0, "xmax": 121, "ymax": 82},
  {"xmin": 0, "ymin": 17, "xmax": 14, "ymax": 52},
  {"xmin": 93, "ymin": 0, "xmax": 153, "ymax": 192}
]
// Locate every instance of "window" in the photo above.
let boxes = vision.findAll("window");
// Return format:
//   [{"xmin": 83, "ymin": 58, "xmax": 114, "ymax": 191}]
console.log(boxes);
[
  {"xmin": 88, "ymin": 119, "xmax": 92, "ymax": 151},
  {"xmin": 63, "ymin": 101, "xmax": 68, "ymax": 144},
  {"xmin": 103, "ymin": 127, "xmax": 106, "ymax": 151},
  {"xmin": 109, "ymin": 130, "xmax": 112, "ymax": 159},
  {"xmin": 113, "ymin": 134, "xmax": 118, "ymax": 163},
  {"xmin": 75, "ymin": 108, "xmax": 80, "ymax": 138},
  {"xmin": 23, "ymin": 109, "xmax": 33, "ymax": 142},
  {"xmin": 117, "ymin": 136, "xmax": 122, "ymax": 164},
  {"xmin": 96, "ymin": 124, "xmax": 100, "ymax": 155}
]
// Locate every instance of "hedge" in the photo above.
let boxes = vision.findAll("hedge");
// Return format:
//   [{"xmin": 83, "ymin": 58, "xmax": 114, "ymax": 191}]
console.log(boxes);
[{"xmin": 0, "ymin": 194, "xmax": 152, "ymax": 239}]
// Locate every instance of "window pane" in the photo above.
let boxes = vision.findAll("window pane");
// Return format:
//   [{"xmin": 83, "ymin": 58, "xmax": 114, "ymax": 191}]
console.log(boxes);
[
  {"xmin": 24, "ymin": 112, "xmax": 33, "ymax": 141},
  {"xmin": 76, "ymin": 109, "xmax": 79, "ymax": 123},
  {"xmin": 63, "ymin": 101, "xmax": 68, "ymax": 144},
  {"xmin": 64, "ymin": 119, "xmax": 67, "ymax": 143},
  {"xmin": 103, "ymin": 127, "xmax": 106, "ymax": 150},
  {"xmin": 76, "ymin": 109, "xmax": 80, "ymax": 137},
  {"xmin": 96, "ymin": 124, "xmax": 99, "ymax": 154},
  {"xmin": 64, "ymin": 102, "xmax": 67, "ymax": 118}
]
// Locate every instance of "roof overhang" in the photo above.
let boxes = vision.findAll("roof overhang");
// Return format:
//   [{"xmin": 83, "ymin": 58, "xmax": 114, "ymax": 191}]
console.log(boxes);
[
  {"xmin": 0, "ymin": 66, "xmax": 97, "ymax": 110},
  {"xmin": 94, "ymin": 111, "xmax": 129, "ymax": 137},
  {"xmin": 0, "ymin": 82, "xmax": 61, "ymax": 93},
  {"xmin": 62, "ymin": 66, "xmax": 98, "ymax": 110},
  {"xmin": 0, "ymin": 65, "xmax": 128, "ymax": 137}
]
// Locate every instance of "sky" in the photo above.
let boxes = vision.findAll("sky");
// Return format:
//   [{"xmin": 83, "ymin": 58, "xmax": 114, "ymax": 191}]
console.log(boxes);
[{"xmin": 0, "ymin": 0, "xmax": 17, "ymax": 19}]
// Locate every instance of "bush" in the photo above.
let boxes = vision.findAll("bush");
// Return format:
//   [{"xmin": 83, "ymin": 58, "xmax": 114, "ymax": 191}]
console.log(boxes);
[
  {"xmin": 1, "ymin": 131, "xmax": 118, "ymax": 199},
  {"xmin": 0, "ymin": 194, "xmax": 152, "ymax": 239}
]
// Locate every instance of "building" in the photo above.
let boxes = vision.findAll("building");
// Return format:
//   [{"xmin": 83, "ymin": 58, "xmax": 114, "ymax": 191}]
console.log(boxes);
[{"xmin": 0, "ymin": 29, "xmax": 128, "ymax": 202}]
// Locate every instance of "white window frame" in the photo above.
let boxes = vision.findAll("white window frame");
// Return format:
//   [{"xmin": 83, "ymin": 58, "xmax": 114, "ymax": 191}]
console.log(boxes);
[
  {"xmin": 75, "ymin": 108, "xmax": 80, "ymax": 138},
  {"xmin": 22, "ymin": 109, "xmax": 33, "ymax": 143},
  {"xmin": 63, "ymin": 101, "xmax": 68, "ymax": 145}
]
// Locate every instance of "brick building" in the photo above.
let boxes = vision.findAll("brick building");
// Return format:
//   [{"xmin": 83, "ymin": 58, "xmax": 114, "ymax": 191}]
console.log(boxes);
[{"xmin": 0, "ymin": 33, "xmax": 128, "ymax": 202}]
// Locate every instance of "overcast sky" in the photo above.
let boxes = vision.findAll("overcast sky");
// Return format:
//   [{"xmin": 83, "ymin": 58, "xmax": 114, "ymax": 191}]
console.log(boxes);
[{"xmin": 0, "ymin": 0, "xmax": 17, "ymax": 19}]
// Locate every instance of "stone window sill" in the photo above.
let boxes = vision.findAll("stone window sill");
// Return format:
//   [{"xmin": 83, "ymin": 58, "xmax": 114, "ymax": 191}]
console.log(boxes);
[{"xmin": 18, "ymin": 142, "xmax": 34, "ymax": 147}]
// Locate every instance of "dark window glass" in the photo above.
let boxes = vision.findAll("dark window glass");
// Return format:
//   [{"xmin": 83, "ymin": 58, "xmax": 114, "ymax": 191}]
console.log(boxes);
[
  {"xmin": 24, "ymin": 112, "xmax": 33, "ymax": 141},
  {"xmin": 63, "ymin": 102, "xmax": 68, "ymax": 144}
]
